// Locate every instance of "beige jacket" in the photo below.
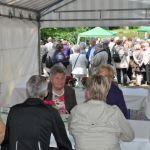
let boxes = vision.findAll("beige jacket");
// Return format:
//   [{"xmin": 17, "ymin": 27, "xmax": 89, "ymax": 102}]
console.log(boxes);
[{"xmin": 69, "ymin": 100, "xmax": 134, "ymax": 150}]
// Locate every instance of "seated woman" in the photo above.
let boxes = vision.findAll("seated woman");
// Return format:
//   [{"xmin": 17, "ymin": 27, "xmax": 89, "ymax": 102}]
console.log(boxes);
[
  {"xmin": 69, "ymin": 75, "xmax": 134, "ymax": 150},
  {"xmin": 97, "ymin": 64, "xmax": 128, "ymax": 118},
  {"xmin": 0, "ymin": 115, "xmax": 5, "ymax": 144},
  {"xmin": 44, "ymin": 64, "xmax": 77, "ymax": 114}
]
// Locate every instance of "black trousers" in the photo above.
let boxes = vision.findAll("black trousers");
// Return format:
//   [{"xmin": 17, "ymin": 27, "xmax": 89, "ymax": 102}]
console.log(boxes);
[
  {"xmin": 146, "ymin": 64, "xmax": 150, "ymax": 84},
  {"xmin": 116, "ymin": 68, "xmax": 127, "ymax": 84}
]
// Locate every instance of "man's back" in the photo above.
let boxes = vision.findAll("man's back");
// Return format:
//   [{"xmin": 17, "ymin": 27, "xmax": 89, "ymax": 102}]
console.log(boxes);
[{"xmin": 2, "ymin": 98, "xmax": 72, "ymax": 150}]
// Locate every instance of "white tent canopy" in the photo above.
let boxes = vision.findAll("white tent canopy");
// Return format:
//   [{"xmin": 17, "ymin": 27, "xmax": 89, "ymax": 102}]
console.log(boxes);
[
  {"xmin": 41, "ymin": 0, "xmax": 150, "ymax": 28},
  {"xmin": 1, "ymin": 0, "xmax": 150, "ymax": 107}
]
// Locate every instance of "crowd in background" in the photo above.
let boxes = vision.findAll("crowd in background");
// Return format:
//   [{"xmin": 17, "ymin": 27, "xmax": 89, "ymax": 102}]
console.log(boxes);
[{"xmin": 41, "ymin": 36, "xmax": 150, "ymax": 86}]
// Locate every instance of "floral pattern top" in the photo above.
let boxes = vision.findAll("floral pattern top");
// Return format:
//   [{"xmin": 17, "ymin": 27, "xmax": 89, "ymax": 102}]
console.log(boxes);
[{"xmin": 44, "ymin": 91, "xmax": 68, "ymax": 114}]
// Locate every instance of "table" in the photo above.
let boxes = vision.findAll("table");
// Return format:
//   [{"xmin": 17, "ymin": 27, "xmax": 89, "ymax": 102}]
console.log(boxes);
[
  {"xmin": 50, "ymin": 119, "xmax": 150, "ymax": 150},
  {"xmin": 121, "ymin": 87, "xmax": 150, "ymax": 119},
  {"xmin": 6, "ymin": 86, "xmax": 150, "ymax": 119}
]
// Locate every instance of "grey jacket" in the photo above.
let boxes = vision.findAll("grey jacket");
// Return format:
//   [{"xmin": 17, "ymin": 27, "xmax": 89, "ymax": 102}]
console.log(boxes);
[{"xmin": 91, "ymin": 50, "xmax": 108, "ymax": 75}]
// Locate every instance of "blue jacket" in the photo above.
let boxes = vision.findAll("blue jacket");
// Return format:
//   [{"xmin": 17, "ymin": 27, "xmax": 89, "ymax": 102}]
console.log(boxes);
[{"xmin": 107, "ymin": 82, "xmax": 128, "ymax": 119}]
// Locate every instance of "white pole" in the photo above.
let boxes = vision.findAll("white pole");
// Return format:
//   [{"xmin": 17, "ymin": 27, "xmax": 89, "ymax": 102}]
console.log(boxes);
[{"xmin": 77, "ymin": 36, "xmax": 80, "ymax": 44}]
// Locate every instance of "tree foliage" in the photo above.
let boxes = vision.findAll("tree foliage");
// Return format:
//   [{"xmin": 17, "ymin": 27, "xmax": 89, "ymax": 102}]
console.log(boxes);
[
  {"xmin": 41, "ymin": 27, "xmax": 145, "ymax": 44},
  {"xmin": 41, "ymin": 27, "xmax": 90, "ymax": 44}
]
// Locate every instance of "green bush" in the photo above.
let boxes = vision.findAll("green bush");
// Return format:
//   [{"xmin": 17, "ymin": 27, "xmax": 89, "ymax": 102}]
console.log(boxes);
[{"xmin": 41, "ymin": 27, "xmax": 145, "ymax": 44}]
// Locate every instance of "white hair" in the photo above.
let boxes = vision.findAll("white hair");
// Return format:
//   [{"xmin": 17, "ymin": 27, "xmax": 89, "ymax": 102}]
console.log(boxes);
[
  {"xmin": 72, "ymin": 44, "xmax": 80, "ymax": 53},
  {"xmin": 26, "ymin": 75, "xmax": 48, "ymax": 99}
]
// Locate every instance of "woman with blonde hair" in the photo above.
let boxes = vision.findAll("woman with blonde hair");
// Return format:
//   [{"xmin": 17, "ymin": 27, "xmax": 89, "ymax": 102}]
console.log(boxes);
[
  {"xmin": 69, "ymin": 75, "xmax": 134, "ymax": 150},
  {"xmin": 97, "ymin": 64, "xmax": 128, "ymax": 118}
]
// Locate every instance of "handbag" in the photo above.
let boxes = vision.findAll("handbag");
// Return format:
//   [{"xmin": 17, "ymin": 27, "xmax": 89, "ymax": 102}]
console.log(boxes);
[{"xmin": 112, "ymin": 45, "xmax": 121, "ymax": 63}]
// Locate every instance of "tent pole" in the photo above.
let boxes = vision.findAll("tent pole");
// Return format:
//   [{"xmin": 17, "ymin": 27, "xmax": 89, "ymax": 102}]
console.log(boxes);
[
  {"xmin": 77, "ymin": 36, "xmax": 80, "ymax": 44},
  {"xmin": 37, "ymin": 17, "xmax": 41, "ymax": 75}
]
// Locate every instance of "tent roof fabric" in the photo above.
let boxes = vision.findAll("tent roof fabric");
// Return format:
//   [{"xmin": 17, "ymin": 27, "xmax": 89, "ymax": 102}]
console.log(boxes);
[
  {"xmin": 137, "ymin": 26, "xmax": 150, "ymax": 33},
  {"xmin": 1, "ymin": 0, "xmax": 150, "ymax": 27},
  {"xmin": 0, "ymin": 0, "xmax": 63, "ymax": 12},
  {"xmin": 79, "ymin": 27, "xmax": 115, "ymax": 38}
]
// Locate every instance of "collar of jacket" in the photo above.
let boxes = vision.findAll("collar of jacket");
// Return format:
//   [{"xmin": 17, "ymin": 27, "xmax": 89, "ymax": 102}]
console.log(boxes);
[{"xmin": 24, "ymin": 98, "xmax": 43, "ymax": 105}]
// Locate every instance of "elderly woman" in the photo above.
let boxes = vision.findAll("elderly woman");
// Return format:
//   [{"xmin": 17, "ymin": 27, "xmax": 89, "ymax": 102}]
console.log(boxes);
[
  {"xmin": 70, "ymin": 44, "xmax": 88, "ymax": 87},
  {"xmin": 90, "ymin": 42, "xmax": 108, "ymax": 75},
  {"xmin": 1, "ymin": 75, "xmax": 72, "ymax": 150},
  {"xmin": 69, "ymin": 75, "xmax": 134, "ymax": 150},
  {"xmin": 133, "ymin": 44, "xmax": 146, "ymax": 84},
  {"xmin": 79, "ymin": 42, "xmax": 87, "ymax": 54},
  {"xmin": 113, "ymin": 39, "xmax": 129, "ymax": 85},
  {"xmin": 97, "ymin": 64, "xmax": 128, "ymax": 118},
  {"xmin": 45, "ymin": 64, "xmax": 77, "ymax": 113}
]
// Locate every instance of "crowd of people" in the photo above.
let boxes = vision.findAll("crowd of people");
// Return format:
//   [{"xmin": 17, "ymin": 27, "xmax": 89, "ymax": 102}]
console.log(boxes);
[
  {"xmin": 41, "ymin": 36, "xmax": 150, "ymax": 86},
  {"xmin": 3, "ymin": 35, "xmax": 150, "ymax": 149}
]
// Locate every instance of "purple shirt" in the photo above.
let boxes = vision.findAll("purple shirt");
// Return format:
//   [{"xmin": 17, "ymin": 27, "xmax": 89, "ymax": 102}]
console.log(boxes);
[{"xmin": 63, "ymin": 44, "xmax": 70, "ymax": 57}]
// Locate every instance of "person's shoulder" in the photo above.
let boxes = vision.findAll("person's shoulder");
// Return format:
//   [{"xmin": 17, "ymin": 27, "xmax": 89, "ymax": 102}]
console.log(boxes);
[
  {"xmin": 70, "ymin": 103, "xmax": 86, "ymax": 113},
  {"xmin": 11, "ymin": 102, "xmax": 25, "ymax": 109},
  {"xmin": 65, "ymin": 85, "xmax": 75, "ymax": 91},
  {"xmin": 43, "ymin": 105, "xmax": 59, "ymax": 117},
  {"xmin": 111, "ymin": 82, "xmax": 122, "ymax": 92},
  {"xmin": 9, "ymin": 103, "xmax": 25, "ymax": 114},
  {"xmin": 105, "ymin": 103, "xmax": 122, "ymax": 116}
]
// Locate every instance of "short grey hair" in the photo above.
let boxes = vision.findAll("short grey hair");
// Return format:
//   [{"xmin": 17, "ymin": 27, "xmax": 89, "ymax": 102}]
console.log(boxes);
[
  {"xmin": 86, "ymin": 75, "xmax": 110, "ymax": 101},
  {"xmin": 72, "ymin": 44, "xmax": 80, "ymax": 53},
  {"xmin": 96, "ymin": 43, "xmax": 103, "ymax": 49},
  {"xmin": 50, "ymin": 64, "xmax": 66, "ymax": 78},
  {"xmin": 26, "ymin": 75, "xmax": 48, "ymax": 99}
]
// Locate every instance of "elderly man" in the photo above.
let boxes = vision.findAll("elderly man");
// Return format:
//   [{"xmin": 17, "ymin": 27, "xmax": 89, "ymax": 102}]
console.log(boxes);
[
  {"xmin": 97, "ymin": 64, "xmax": 128, "ymax": 118},
  {"xmin": 1, "ymin": 75, "xmax": 72, "ymax": 150},
  {"xmin": 90, "ymin": 43, "xmax": 108, "ymax": 75}
]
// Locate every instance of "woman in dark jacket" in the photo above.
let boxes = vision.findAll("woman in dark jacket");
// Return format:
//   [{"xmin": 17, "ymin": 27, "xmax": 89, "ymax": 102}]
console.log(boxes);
[{"xmin": 52, "ymin": 43, "xmax": 69, "ymax": 68}]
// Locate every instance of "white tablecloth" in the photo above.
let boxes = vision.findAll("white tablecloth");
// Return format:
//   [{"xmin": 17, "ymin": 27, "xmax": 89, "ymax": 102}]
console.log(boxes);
[
  {"xmin": 7, "ymin": 86, "xmax": 150, "ymax": 119},
  {"xmin": 50, "ymin": 120, "xmax": 150, "ymax": 150},
  {"xmin": 121, "ymin": 87, "xmax": 150, "ymax": 119}
]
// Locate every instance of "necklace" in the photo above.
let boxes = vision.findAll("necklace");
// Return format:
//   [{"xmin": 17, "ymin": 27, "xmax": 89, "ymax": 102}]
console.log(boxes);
[{"xmin": 52, "ymin": 88, "xmax": 64, "ymax": 96}]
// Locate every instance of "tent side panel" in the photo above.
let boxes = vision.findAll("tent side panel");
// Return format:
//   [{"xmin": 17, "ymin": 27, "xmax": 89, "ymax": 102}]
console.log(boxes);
[{"xmin": 0, "ymin": 17, "xmax": 38, "ymax": 107}]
